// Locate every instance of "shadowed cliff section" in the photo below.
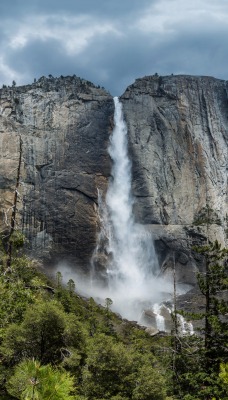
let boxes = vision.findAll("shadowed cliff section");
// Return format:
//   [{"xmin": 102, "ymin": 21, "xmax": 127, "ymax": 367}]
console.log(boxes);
[
  {"xmin": 0, "ymin": 75, "xmax": 114, "ymax": 266},
  {"xmin": 121, "ymin": 75, "xmax": 228, "ymax": 283}
]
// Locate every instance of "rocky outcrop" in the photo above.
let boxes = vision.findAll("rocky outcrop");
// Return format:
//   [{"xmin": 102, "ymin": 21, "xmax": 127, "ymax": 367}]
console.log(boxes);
[
  {"xmin": 121, "ymin": 75, "xmax": 228, "ymax": 282},
  {"xmin": 0, "ymin": 76, "xmax": 114, "ymax": 266}
]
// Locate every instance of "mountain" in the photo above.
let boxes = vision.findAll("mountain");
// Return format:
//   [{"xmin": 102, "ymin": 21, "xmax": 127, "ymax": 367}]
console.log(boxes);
[{"xmin": 0, "ymin": 74, "xmax": 227, "ymax": 285}]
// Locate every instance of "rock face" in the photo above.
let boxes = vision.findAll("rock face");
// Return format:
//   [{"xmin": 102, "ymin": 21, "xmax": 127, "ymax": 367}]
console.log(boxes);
[
  {"xmin": 0, "ymin": 76, "xmax": 114, "ymax": 266},
  {"xmin": 0, "ymin": 74, "xmax": 227, "ymax": 282},
  {"xmin": 121, "ymin": 75, "xmax": 228, "ymax": 283}
]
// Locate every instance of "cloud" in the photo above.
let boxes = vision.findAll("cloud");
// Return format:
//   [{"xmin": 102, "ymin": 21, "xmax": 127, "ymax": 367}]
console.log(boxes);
[
  {"xmin": 7, "ymin": 14, "xmax": 119, "ymax": 55},
  {"xmin": 0, "ymin": 0, "xmax": 154, "ymax": 21},
  {"xmin": 0, "ymin": 11, "xmax": 121, "ymax": 89},
  {"xmin": 137, "ymin": 0, "xmax": 228, "ymax": 35},
  {"xmin": 0, "ymin": 56, "xmax": 25, "ymax": 83},
  {"xmin": 0, "ymin": 0, "xmax": 228, "ymax": 95}
]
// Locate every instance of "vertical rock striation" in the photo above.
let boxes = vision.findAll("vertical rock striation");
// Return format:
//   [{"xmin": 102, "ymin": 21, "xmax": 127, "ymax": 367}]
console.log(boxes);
[
  {"xmin": 121, "ymin": 75, "xmax": 228, "ymax": 282},
  {"xmin": 0, "ymin": 76, "xmax": 114, "ymax": 266}
]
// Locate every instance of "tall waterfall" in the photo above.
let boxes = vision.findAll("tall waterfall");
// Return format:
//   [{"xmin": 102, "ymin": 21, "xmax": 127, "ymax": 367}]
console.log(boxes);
[
  {"xmin": 106, "ymin": 98, "xmax": 158, "ymax": 290},
  {"xmin": 55, "ymin": 96, "xmax": 193, "ymax": 331},
  {"xmin": 93, "ymin": 97, "xmax": 172, "ymax": 321}
]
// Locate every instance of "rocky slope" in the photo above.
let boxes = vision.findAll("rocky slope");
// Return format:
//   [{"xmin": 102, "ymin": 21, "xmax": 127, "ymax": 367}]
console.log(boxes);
[
  {"xmin": 0, "ymin": 74, "xmax": 227, "ymax": 283},
  {"xmin": 121, "ymin": 75, "xmax": 228, "ymax": 283},
  {"xmin": 0, "ymin": 75, "xmax": 113, "ymax": 266}
]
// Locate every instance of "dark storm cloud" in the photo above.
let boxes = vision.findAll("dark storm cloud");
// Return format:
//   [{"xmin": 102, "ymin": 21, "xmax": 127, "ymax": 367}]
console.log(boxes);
[
  {"xmin": 5, "ymin": 38, "xmax": 66, "ymax": 78},
  {"xmin": 0, "ymin": 0, "xmax": 228, "ymax": 95},
  {"xmin": 78, "ymin": 32, "xmax": 156, "ymax": 94}
]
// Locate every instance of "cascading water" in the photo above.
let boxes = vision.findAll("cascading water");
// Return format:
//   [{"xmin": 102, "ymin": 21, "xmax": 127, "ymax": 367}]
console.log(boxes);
[
  {"xmin": 92, "ymin": 97, "xmax": 174, "ymax": 322},
  {"xmin": 152, "ymin": 304, "xmax": 166, "ymax": 332},
  {"xmin": 178, "ymin": 315, "xmax": 194, "ymax": 335},
  {"xmin": 55, "ymin": 96, "xmax": 193, "ymax": 332},
  {"xmin": 106, "ymin": 98, "xmax": 158, "ymax": 288}
]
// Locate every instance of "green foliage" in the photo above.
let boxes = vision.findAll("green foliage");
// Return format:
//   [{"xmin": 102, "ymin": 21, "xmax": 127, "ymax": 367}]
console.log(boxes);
[
  {"xmin": 56, "ymin": 271, "xmax": 63, "ymax": 288},
  {"xmin": 8, "ymin": 230, "xmax": 25, "ymax": 248},
  {"xmin": 193, "ymin": 205, "xmax": 222, "ymax": 226},
  {"xmin": 193, "ymin": 241, "xmax": 228, "ymax": 365},
  {"xmin": 1, "ymin": 225, "xmax": 228, "ymax": 400},
  {"xmin": 67, "ymin": 278, "xmax": 76, "ymax": 295},
  {"xmin": 219, "ymin": 362, "xmax": 228, "ymax": 386},
  {"xmin": 172, "ymin": 240, "xmax": 228, "ymax": 399},
  {"xmin": 7, "ymin": 359, "xmax": 75, "ymax": 399},
  {"xmin": 81, "ymin": 333, "xmax": 166, "ymax": 399},
  {"xmin": 87, "ymin": 297, "xmax": 99, "ymax": 336},
  {"xmin": 1, "ymin": 301, "xmax": 86, "ymax": 366},
  {"xmin": 0, "ymin": 229, "xmax": 173, "ymax": 399},
  {"xmin": 0, "ymin": 255, "xmax": 39, "ymax": 338},
  {"xmin": 82, "ymin": 334, "xmax": 134, "ymax": 399},
  {"xmin": 131, "ymin": 363, "xmax": 166, "ymax": 400},
  {"xmin": 105, "ymin": 297, "xmax": 113, "ymax": 310},
  {"xmin": 0, "ymin": 280, "xmax": 33, "ymax": 336}
]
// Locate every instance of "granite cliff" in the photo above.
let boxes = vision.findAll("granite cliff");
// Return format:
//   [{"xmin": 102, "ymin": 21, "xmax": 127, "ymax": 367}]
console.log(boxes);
[
  {"xmin": 121, "ymin": 75, "xmax": 228, "ymax": 283},
  {"xmin": 0, "ymin": 75, "xmax": 114, "ymax": 266},
  {"xmin": 0, "ymin": 74, "xmax": 227, "ymax": 283}
]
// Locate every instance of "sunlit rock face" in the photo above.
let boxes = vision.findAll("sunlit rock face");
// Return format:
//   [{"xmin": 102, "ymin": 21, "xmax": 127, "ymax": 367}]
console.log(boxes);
[
  {"xmin": 0, "ymin": 76, "xmax": 114, "ymax": 265},
  {"xmin": 121, "ymin": 75, "xmax": 228, "ymax": 282}
]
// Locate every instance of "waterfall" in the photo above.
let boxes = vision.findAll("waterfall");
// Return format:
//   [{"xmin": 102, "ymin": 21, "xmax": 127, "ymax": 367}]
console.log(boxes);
[
  {"xmin": 178, "ymin": 315, "xmax": 194, "ymax": 335},
  {"xmin": 54, "ymin": 96, "xmax": 193, "ymax": 333},
  {"xmin": 152, "ymin": 304, "xmax": 166, "ymax": 331},
  {"xmin": 53, "ymin": 97, "xmax": 193, "ymax": 334},
  {"xmin": 106, "ymin": 97, "xmax": 158, "ymax": 285},
  {"xmin": 94, "ymin": 97, "xmax": 172, "ymax": 321}
]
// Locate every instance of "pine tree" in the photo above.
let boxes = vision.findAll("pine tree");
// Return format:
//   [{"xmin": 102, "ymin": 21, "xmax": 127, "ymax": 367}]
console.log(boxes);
[
  {"xmin": 175, "ymin": 240, "xmax": 228, "ymax": 399},
  {"xmin": 193, "ymin": 240, "xmax": 228, "ymax": 371},
  {"xmin": 7, "ymin": 359, "xmax": 76, "ymax": 399}
]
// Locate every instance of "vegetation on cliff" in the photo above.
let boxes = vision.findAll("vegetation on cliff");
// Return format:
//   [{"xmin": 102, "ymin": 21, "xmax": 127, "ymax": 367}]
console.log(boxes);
[
  {"xmin": 171, "ymin": 241, "xmax": 228, "ymax": 399},
  {"xmin": 0, "ymin": 231, "xmax": 170, "ymax": 399},
  {"xmin": 0, "ymin": 230, "xmax": 227, "ymax": 399}
]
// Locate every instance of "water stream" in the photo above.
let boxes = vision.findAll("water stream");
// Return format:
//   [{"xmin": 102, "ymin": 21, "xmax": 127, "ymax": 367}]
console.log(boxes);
[
  {"xmin": 106, "ymin": 98, "xmax": 159, "ymax": 292},
  {"xmin": 91, "ymin": 97, "xmax": 174, "ymax": 322},
  {"xmin": 56, "ymin": 96, "xmax": 193, "ymax": 332}
]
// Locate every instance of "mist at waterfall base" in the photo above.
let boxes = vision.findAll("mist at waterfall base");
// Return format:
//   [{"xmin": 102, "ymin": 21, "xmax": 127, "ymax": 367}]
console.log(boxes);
[
  {"xmin": 55, "ymin": 97, "xmax": 189, "ymax": 327},
  {"xmin": 90, "ymin": 96, "xmax": 175, "ymax": 322}
]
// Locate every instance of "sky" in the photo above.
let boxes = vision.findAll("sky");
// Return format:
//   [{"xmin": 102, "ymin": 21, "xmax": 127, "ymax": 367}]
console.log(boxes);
[{"xmin": 0, "ymin": 0, "xmax": 228, "ymax": 95}]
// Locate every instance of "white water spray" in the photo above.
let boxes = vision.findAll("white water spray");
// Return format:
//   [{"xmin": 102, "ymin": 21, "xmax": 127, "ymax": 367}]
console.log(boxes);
[
  {"xmin": 92, "ymin": 97, "xmax": 173, "ymax": 321},
  {"xmin": 55, "ymin": 96, "xmax": 193, "ymax": 332},
  {"xmin": 178, "ymin": 315, "xmax": 194, "ymax": 335},
  {"xmin": 152, "ymin": 304, "xmax": 166, "ymax": 331},
  {"xmin": 106, "ymin": 98, "xmax": 158, "ymax": 284}
]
